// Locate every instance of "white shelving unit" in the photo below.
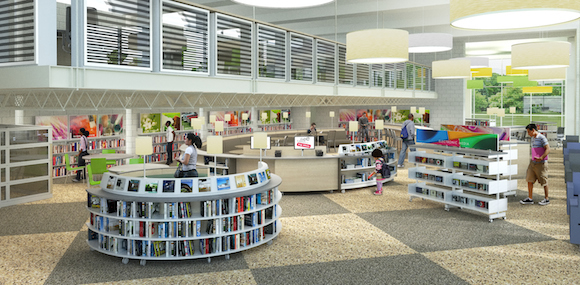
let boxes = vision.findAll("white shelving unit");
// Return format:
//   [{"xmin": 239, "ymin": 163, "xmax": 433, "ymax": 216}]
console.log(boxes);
[
  {"xmin": 52, "ymin": 136, "xmax": 126, "ymax": 178},
  {"xmin": 338, "ymin": 140, "xmax": 397, "ymax": 193},
  {"xmin": 408, "ymin": 144, "xmax": 517, "ymax": 222},
  {"xmin": 86, "ymin": 162, "xmax": 281, "ymax": 265}
]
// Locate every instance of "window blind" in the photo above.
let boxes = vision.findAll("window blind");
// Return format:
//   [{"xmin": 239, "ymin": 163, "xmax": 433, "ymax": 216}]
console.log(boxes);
[
  {"xmin": 356, "ymin": 64, "xmax": 369, "ymax": 86},
  {"xmin": 316, "ymin": 40, "xmax": 335, "ymax": 83},
  {"xmin": 85, "ymin": 0, "xmax": 151, "ymax": 67},
  {"xmin": 257, "ymin": 24, "xmax": 285, "ymax": 80},
  {"xmin": 290, "ymin": 33, "xmax": 313, "ymax": 81},
  {"xmin": 338, "ymin": 45, "xmax": 353, "ymax": 85},
  {"xmin": 0, "ymin": 0, "xmax": 35, "ymax": 64},
  {"xmin": 216, "ymin": 13, "xmax": 252, "ymax": 77},
  {"xmin": 161, "ymin": 1, "xmax": 209, "ymax": 73},
  {"xmin": 371, "ymin": 64, "xmax": 383, "ymax": 87}
]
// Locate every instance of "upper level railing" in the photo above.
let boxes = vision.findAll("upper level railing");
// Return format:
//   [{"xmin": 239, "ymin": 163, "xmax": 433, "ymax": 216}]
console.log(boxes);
[{"xmin": 1, "ymin": 0, "xmax": 435, "ymax": 92}]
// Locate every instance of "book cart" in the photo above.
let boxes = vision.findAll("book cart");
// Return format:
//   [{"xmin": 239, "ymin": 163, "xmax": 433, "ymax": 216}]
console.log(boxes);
[
  {"xmin": 85, "ymin": 161, "xmax": 281, "ymax": 265},
  {"xmin": 337, "ymin": 140, "xmax": 397, "ymax": 193},
  {"xmin": 407, "ymin": 144, "xmax": 517, "ymax": 222}
]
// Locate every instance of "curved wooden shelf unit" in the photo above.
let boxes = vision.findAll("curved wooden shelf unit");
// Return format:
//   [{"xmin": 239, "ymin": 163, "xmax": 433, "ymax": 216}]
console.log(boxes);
[{"xmin": 86, "ymin": 162, "xmax": 282, "ymax": 265}]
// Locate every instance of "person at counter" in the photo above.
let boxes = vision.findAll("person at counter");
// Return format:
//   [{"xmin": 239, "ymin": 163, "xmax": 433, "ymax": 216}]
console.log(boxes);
[
  {"xmin": 397, "ymin": 114, "xmax": 416, "ymax": 168},
  {"xmin": 307, "ymin": 122, "xmax": 324, "ymax": 144},
  {"xmin": 176, "ymin": 133, "xmax": 202, "ymax": 177}
]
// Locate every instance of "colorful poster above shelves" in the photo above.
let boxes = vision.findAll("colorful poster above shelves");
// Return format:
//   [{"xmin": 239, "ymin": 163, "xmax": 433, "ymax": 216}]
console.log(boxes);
[
  {"xmin": 357, "ymin": 109, "xmax": 374, "ymax": 123},
  {"xmin": 70, "ymin": 115, "xmax": 97, "ymax": 138},
  {"xmin": 373, "ymin": 109, "xmax": 391, "ymax": 121},
  {"xmin": 416, "ymin": 129, "xmax": 498, "ymax": 151},
  {"xmin": 181, "ymin": 112, "xmax": 198, "ymax": 130},
  {"xmin": 259, "ymin": 110, "xmax": 271, "ymax": 124},
  {"xmin": 140, "ymin": 113, "xmax": 161, "ymax": 133},
  {"xmin": 162, "ymin": 112, "xmax": 181, "ymax": 131},
  {"xmin": 392, "ymin": 109, "xmax": 429, "ymax": 124},
  {"xmin": 339, "ymin": 109, "xmax": 356, "ymax": 122},
  {"xmin": 98, "ymin": 114, "xmax": 124, "ymax": 137},
  {"xmin": 209, "ymin": 111, "xmax": 225, "ymax": 122},
  {"xmin": 440, "ymin": 124, "xmax": 510, "ymax": 141},
  {"xmin": 35, "ymin": 116, "xmax": 68, "ymax": 140},
  {"xmin": 240, "ymin": 110, "xmax": 251, "ymax": 125},
  {"xmin": 225, "ymin": 111, "xmax": 240, "ymax": 127},
  {"xmin": 280, "ymin": 109, "xmax": 291, "ymax": 123},
  {"xmin": 270, "ymin": 110, "xmax": 281, "ymax": 124}
]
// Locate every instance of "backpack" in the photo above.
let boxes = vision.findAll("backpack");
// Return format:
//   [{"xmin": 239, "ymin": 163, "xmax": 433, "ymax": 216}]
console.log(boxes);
[
  {"xmin": 400, "ymin": 125, "xmax": 409, "ymax": 140},
  {"xmin": 376, "ymin": 158, "xmax": 391, "ymax": 179}
]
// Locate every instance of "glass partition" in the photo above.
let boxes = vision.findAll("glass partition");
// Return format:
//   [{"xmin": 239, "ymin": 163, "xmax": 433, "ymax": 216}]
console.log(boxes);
[{"xmin": 258, "ymin": 24, "xmax": 286, "ymax": 80}]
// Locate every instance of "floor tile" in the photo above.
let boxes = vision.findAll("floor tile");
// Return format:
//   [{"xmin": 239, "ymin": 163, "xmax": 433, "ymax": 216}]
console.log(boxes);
[
  {"xmin": 251, "ymin": 254, "xmax": 468, "ymax": 285},
  {"xmin": 0, "ymin": 232, "xmax": 78, "ymax": 285},
  {"xmin": 279, "ymin": 192, "xmax": 350, "ymax": 218},
  {"xmin": 423, "ymin": 240, "xmax": 580, "ymax": 284},
  {"xmin": 84, "ymin": 269, "xmax": 257, "ymax": 285},
  {"xmin": 358, "ymin": 208, "xmax": 554, "ymax": 253},
  {"xmin": 0, "ymin": 202, "xmax": 87, "ymax": 236},
  {"xmin": 44, "ymin": 231, "xmax": 250, "ymax": 285},
  {"xmin": 243, "ymin": 213, "xmax": 416, "ymax": 269}
]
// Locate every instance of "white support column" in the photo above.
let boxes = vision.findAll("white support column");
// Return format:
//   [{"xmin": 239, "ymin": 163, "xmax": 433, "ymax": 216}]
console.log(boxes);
[
  {"xmin": 151, "ymin": 0, "xmax": 161, "ymax": 73},
  {"xmin": 70, "ymin": 0, "xmax": 85, "ymax": 68},
  {"xmin": 14, "ymin": 110, "xmax": 24, "ymax": 125},
  {"xmin": 125, "ymin": 109, "xmax": 137, "ymax": 155}
]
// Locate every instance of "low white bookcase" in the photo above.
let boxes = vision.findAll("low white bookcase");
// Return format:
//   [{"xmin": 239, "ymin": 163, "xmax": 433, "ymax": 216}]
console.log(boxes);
[
  {"xmin": 337, "ymin": 140, "xmax": 397, "ymax": 192},
  {"xmin": 86, "ymin": 161, "xmax": 281, "ymax": 265},
  {"xmin": 408, "ymin": 144, "xmax": 517, "ymax": 222}
]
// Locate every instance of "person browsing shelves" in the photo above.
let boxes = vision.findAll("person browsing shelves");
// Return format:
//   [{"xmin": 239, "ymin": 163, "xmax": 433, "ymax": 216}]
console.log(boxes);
[
  {"xmin": 358, "ymin": 112, "xmax": 369, "ymax": 142},
  {"xmin": 73, "ymin": 128, "xmax": 89, "ymax": 182},
  {"xmin": 520, "ymin": 124, "xmax": 551, "ymax": 206},
  {"xmin": 397, "ymin": 114, "xmax": 416, "ymax": 168},
  {"xmin": 165, "ymin": 121, "xmax": 175, "ymax": 165},
  {"xmin": 176, "ymin": 133, "xmax": 202, "ymax": 178}
]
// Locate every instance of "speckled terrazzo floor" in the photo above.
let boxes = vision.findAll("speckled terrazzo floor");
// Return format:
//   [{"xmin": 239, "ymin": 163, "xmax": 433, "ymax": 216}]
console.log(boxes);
[{"xmin": 1, "ymin": 151, "xmax": 579, "ymax": 285}]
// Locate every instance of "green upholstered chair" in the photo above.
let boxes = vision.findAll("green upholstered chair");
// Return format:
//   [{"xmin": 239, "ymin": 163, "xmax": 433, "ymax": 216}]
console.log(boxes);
[
  {"xmin": 86, "ymin": 165, "xmax": 101, "ymax": 186},
  {"xmin": 102, "ymin": 149, "xmax": 116, "ymax": 165},
  {"xmin": 129, "ymin": 158, "xmax": 144, "ymax": 164},
  {"xmin": 64, "ymin": 153, "xmax": 84, "ymax": 183}
]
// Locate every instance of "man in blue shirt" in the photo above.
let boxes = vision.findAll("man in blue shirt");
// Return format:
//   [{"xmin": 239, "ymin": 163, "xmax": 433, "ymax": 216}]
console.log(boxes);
[{"xmin": 520, "ymin": 124, "xmax": 551, "ymax": 206}]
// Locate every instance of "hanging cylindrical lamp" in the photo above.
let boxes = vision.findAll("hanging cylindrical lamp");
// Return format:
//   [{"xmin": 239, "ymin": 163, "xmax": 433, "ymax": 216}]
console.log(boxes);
[
  {"xmin": 451, "ymin": 57, "xmax": 489, "ymax": 68},
  {"xmin": 231, "ymin": 0, "xmax": 334, "ymax": 9},
  {"xmin": 511, "ymin": 41, "xmax": 571, "ymax": 69},
  {"xmin": 346, "ymin": 29, "xmax": 409, "ymax": 64},
  {"xmin": 408, "ymin": 33, "xmax": 453, "ymax": 53},
  {"xmin": 432, "ymin": 59, "xmax": 471, "ymax": 79},
  {"xmin": 450, "ymin": 0, "xmax": 580, "ymax": 30},
  {"xmin": 527, "ymin": 68, "xmax": 567, "ymax": 81}
]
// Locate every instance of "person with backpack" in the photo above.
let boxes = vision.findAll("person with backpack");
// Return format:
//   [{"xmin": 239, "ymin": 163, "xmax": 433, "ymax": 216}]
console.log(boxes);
[
  {"xmin": 397, "ymin": 113, "xmax": 416, "ymax": 168},
  {"xmin": 369, "ymin": 149, "xmax": 391, "ymax": 195}
]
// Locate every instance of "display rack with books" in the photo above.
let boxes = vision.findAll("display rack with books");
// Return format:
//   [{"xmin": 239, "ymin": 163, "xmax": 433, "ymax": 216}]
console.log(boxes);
[
  {"xmin": 337, "ymin": 140, "xmax": 397, "ymax": 193},
  {"xmin": 86, "ymin": 162, "xmax": 281, "ymax": 265},
  {"xmin": 465, "ymin": 118, "xmax": 493, "ymax": 127},
  {"xmin": 407, "ymin": 144, "xmax": 517, "ymax": 222},
  {"xmin": 52, "ymin": 137, "xmax": 126, "ymax": 178},
  {"xmin": 207, "ymin": 125, "xmax": 253, "ymax": 136},
  {"xmin": 258, "ymin": 123, "xmax": 292, "ymax": 132},
  {"xmin": 199, "ymin": 156, "xmax": 233, "ymax": 176},
  {"xmin": 139, "ymin": 130, "xmax": 191, "ymax": 163}
]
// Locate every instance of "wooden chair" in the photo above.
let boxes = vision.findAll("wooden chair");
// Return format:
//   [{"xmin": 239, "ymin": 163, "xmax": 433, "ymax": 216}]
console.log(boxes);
[{"xmin": 64, "ymin": 153, "xmax": 85, "ymax": 183}]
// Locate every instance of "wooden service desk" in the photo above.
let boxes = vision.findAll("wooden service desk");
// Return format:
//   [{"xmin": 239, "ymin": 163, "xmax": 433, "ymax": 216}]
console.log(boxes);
[{"xmin": 197, "ymin": 145, "xmax": 339, "ymax": 193}]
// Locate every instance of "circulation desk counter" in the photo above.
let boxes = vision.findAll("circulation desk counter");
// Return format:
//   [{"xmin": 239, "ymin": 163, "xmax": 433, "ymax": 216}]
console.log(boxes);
[{"xmin": 85, "ymin": 161, "xmax": 281, "ymax": 265}]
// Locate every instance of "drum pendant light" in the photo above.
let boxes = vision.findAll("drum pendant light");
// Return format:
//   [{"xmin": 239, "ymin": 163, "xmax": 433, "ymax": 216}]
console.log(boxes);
[
  {"xmin": 346, "ymin": 29, "xmax": 409, "ymax": 64},
  {"xmin": 527, "ymin": 68, "xmax": 567, "ymax": 81},
  {"xmin": 432, "ymin": 59, "xmax": 471, "ymax": 79},
  {"xmin": 511, "ymin": 41, "xmax": 571, "ymax": 69},
  {"xmin": 408, "ymin": 33, "xmax": 453, "ymax": 53},
  {"xmin": 450, "ymin": 0, "xmax": 580, "ymax": 30}
]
